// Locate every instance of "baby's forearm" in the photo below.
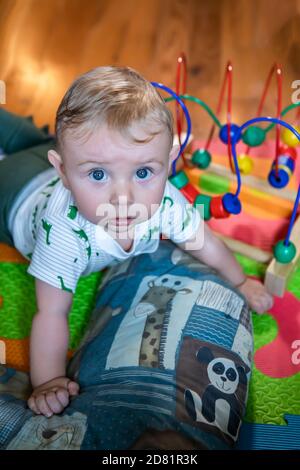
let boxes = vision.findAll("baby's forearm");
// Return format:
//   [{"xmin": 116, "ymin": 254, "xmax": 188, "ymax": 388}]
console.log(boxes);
[
  {"xmin": 184, "ymin": 227, "xmax": 246, "ymax": 287},
  {"xmin": 30, "ymin": 311, "xmax": 69, "ymax": 388},
  {"xmin": 207, "ymin": 237, "xmax": 246, "ymax": 286}
]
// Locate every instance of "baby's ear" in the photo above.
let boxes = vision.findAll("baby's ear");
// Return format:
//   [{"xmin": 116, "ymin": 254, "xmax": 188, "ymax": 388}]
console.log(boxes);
[
  {"xmin": 168, "ymin": 144, "xmax": 180, "ymax": 171},
  {"xmin": 48, "ymin": 150, "xmax": 70, "ymax": 190}
]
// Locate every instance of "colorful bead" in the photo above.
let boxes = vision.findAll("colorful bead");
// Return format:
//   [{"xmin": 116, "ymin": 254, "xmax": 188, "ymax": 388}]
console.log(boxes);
[
  {"xmin": 242, "ymin": 126, "xmax": 266, "ymax": 146},
  {"xmin": 180, "ymin": 183, "xmax": 199, "ymax": 204},
  {"xmin": 237, "ymin": 154, "xmax": 254, "ymax": 174},
  {"xmin": 268, "ymin": 155, "xmax": 295, "ymax": 188},
  {"xmin": 268, "ymin": 169, "xmax": 289, "ymax": 188},
  {"xmin": 278, "ymin": 144, "xmax": 297, "ymax": 160},
  {"xmin": 273, "ymin": 240, "xmax": 296, "ymax": 263},
  {"xmin": 169, "ymin": 171, "xmax": 189, "ymax": 189},
  {"xmin": 194, "ymin": 194, "xmax": 212, "ymax": 220},
  {"xmin": 222, "ymin": 193, "xmax": 242, "ymax": 215},
  {"xmin": 191, "ymin": 148, "xmax": 211, "ymax": 169},
  {"xmin": 210, "ymin": 195, "xmax": 230, "ymax": 218},
  {"xmin": 199, "ymin": 173, "xmax": 230, "ymax": 195},
  {"xmin": 278, "ymin": 155, "xmax": 295, "ymax": 172},
  {"xmin": 219, "ymin": 123, "xmax": 242, "ymax": 144},
  {"xmin": 281, "ymin": 126, "xmax": 300, "ymax": 147}
]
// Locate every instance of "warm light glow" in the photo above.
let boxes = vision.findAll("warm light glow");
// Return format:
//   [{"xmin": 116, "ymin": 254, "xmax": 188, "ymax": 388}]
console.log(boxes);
[{"xmin": 18, "ymin": 56, "xmax": 62, "ymax": 96}]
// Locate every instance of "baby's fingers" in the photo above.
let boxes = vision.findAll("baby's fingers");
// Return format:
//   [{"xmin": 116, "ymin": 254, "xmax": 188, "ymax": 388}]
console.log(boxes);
[
  {"xmin": 56, "ymin": 388, "xmax": 70, "ymax": 408},
  {"xmin": 35, "ymin": 394, "xmax": 53, "ymax": 417},
  {"xmin": 45, "ymin": 391, "xmax": 66, "ymax": 414},
  {"xmin": 252, "ymin": 295, "xmax": 273, "ymax": 314},
  {"xmin": 68, "ymin": 381, "xmax": 80, "ymax": 396},
  {"xmin": 27, "ymin": 396, "xmax": 41, "ymax": 415}
]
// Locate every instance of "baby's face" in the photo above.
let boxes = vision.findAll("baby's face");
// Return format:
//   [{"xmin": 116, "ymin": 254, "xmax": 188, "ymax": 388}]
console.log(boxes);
[{"xmin": 50, "ymin": 123, "xmax": 177, "ymax": 235}]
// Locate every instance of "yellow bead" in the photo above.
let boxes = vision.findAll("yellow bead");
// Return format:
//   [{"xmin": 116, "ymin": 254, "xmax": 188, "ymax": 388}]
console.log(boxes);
[
  {"xmin": 281, "ymin": 126, "xmax": 300, "ymax": 147},
  {"xmin": 237, "ymin": 154, "xmax": 254, "ymax": 174}
]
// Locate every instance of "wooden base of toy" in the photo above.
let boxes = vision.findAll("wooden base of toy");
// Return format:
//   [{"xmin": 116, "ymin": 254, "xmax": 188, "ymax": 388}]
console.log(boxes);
[
  {"xmin": 214, "ymin": 232, "xmax": 273, "ymax": 263},
  {"xmin": 203, "ymin": 162, "xmax": 297, "ymax": 202},
  {"xmin": 265, "ymin": 216, "xmax": 300, "ymax": 297}
]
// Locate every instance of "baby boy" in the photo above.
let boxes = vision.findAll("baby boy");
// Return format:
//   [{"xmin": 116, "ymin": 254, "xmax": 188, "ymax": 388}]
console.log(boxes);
[{"xmin": 0, "ymin": 66, "xmax": 273, "ymax": 417}]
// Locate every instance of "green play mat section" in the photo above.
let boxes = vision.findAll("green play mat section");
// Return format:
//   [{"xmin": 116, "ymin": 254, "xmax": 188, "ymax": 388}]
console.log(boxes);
[
  {"xmin": 0, "ymin": 251, "xmax": 299, "ymax": 426},
  {"xmin": 0, "ymin": 260, "xmax": 103, "ymax": 349}
]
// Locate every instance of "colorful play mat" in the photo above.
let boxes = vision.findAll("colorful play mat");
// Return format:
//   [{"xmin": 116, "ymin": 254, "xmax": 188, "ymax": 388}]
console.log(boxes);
[{"xmin": 1, "ymin": 234, "xmax": 300, "ymax": 449}]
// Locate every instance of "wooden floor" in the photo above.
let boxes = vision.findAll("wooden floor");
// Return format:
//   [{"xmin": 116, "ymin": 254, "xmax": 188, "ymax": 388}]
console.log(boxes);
[{"xmin": 1, "ymin": 0, "xmax": 300, "ymax": 138}]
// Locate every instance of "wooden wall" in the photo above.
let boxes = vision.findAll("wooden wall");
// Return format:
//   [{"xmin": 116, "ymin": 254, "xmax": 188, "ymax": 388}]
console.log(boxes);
[{"xmin": 1, "ymin": 0, "xmax": 300, "ymax": 137}]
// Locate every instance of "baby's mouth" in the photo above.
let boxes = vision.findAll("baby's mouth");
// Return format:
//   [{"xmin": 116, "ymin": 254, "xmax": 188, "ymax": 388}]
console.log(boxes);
[{"xmin": 112, "ymin": 217, "xmax": 135, "ymax": 226}]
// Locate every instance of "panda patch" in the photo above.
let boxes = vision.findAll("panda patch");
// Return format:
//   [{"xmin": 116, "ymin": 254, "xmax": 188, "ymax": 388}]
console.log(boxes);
[{"xmin": 184, "ymin": 346, "xmax": 250, "ymax": 439}]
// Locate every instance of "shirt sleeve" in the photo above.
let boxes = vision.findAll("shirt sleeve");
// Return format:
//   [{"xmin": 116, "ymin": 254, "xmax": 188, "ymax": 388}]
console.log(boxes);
[
  {"xmin": 160, "ymin": 181, "xmax": 202, "ymax": 244},
  {"xmin": 27, "ymin": 215, "xmax": 89, "ymax": 293}
]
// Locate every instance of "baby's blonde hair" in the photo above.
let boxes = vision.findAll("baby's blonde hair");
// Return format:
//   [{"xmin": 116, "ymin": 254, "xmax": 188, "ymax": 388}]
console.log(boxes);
[{"xmin": 55, "ymin": 66, "xmax": 174, "ymax": 154}]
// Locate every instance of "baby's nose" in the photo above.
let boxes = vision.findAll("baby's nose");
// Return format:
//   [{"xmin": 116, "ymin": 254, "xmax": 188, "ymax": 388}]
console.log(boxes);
[{"xmin": 110, "ymin": 182, "xmax": 134, "ymax": 206}]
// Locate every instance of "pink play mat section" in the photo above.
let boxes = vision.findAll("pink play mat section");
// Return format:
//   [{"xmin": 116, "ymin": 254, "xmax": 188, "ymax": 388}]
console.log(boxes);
[{"xmin": 254, "ymin": 288, "xmax": 300, "ymax": 379}]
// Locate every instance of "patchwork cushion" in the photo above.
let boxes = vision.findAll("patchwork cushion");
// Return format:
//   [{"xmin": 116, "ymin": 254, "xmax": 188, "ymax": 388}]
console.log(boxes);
[{"xmin": 0, "ymin": 240, "xmax": 253, "ymax": 450}]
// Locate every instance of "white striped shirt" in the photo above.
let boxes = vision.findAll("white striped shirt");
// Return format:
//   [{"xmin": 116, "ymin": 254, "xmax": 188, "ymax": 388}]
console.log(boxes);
[{"xmin": 12, "ymin": 174, "xmax": 201, "ymax": 293}]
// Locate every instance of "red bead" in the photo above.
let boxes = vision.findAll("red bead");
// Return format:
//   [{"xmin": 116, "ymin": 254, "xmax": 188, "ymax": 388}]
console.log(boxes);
[
  {"xmin": 180, "ymin": 183, "xmax": 200, "ymax": 204},
  {"xmin": 210, "ymin": 196, "xmax": 230, "ymax": 218},
  {"xmin": 278, "ymin": 144, "xmax": 297, "ymax": 161}
]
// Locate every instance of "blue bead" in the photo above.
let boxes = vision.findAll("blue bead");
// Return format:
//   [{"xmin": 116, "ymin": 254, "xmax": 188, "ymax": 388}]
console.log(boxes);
[
  {"xmin": 222, "ymin": 193, "xmax": 242, "ymax": 214},
  {"xmin": 219, "ymin": 124, "xmax": 242, "ymax": 144},
  {"xmin": 278, "ymin": 155, "xmax": 295, "ymax": 172},
  {"xmin": 268, "ymin": 168, "xmax": 289, "ymax": 188}
]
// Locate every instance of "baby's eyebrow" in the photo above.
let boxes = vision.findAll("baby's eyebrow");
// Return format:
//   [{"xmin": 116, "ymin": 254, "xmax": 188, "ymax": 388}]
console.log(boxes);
[
  {"xmin": 77, "ymin": 159, "xmax": 164, "ymax": 167},
  {"xmin": 77, "ymin": 160, "xmax": 106, "ymax": 167}
]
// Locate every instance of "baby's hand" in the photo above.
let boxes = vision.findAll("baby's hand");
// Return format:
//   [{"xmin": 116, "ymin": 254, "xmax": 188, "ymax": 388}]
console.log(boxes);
[
  {"xmin": 27, "ymin": 377, "xmax": 79, "ymax": 417},
  {"xmin": 238, "ymin": 278, "xmax": 274, "ymax": 314}
]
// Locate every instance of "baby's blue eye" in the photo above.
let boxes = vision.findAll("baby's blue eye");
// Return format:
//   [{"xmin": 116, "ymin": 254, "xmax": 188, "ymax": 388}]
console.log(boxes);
[
  {"xmin": 136, "ymin": 167, "xmax": 152, "ymax": 180},
  {"xmin": 89, "ymin": 169, "xmax": 106, "ymax": 181}
]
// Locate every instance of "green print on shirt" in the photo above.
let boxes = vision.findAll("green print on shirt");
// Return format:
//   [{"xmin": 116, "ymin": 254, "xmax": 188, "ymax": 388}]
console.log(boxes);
[
  {"xmin": 141, "ymin": 225, "xmax": 160, "ymax": 242},
  {"xmin": 72, "ymin": 228, "xmax": 91, "ymax": 259},
  {"xmin": 57, "ymin": 276, "xmax": 73, "ymax": 293},
  {"xmin": 181, "ymin": 206, "xmax": 193, "ymax": 231},
  {"xmin": 46, "ymin": 177, "xmax": 60, "ymax": 187},
  {"xmin": 42, "ymin": 193, "xmax": 51, "ymax": 211},
  {"xmin": 161, "ymin": 196, "xmax": 174, "ymax": 213},
  {"xmin": 32, "ymin": 205, "xmax": 38, "ymax": 234},
  {"xmin": 42, "ymin": 219, "xmax": 52, "ymax": 245},
  {"xmin": 67, "ymin": 205, "xmax": 78, "ymax": 220}
]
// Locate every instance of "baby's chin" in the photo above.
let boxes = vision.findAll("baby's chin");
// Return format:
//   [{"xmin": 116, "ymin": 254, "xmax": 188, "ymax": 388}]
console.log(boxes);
[{"xmin": 102, "ymin": 221, "xmax": 136, "ymax": 240}]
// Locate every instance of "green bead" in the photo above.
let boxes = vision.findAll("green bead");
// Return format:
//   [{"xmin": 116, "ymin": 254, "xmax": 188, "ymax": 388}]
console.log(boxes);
[
  {"xmin": 191, "ymin": 149, "xmax": 211, "ymax": 169},
  {"xmin": 169, "ymin": 170, "xmax": 189, "ymax": 189},
  {"xmin": 199, "ymin": 173, "xmax": 230, "ymax": 195},
  {"xmin": 273, "ymin": 240, "xmax": 296, "ymax": 264},
  {"xmin": 242, "ymin": 126, "xmax": 266, "ymax": 147},
  {"xmin": 194, "ymin": 193, "xmax": 212, "ymax": 220}
]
